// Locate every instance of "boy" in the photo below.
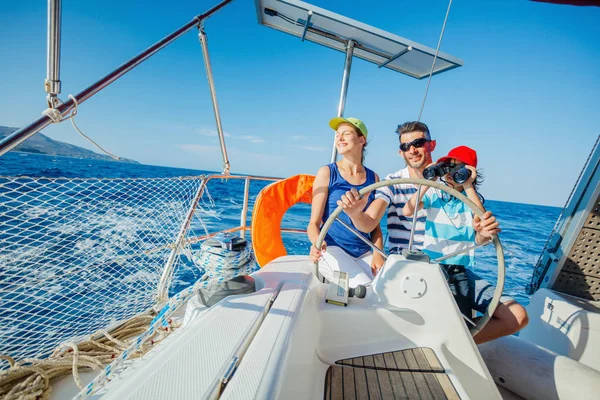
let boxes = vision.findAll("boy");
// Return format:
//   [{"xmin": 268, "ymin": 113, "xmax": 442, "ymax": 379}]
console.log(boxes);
[{"xmin": 403, "ymin": 145, "xmax": 528, "ymax": 344}]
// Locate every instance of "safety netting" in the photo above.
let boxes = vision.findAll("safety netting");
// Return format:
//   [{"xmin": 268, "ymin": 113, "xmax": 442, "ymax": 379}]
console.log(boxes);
[{"xmin": 0, "ymin": 176, "xmax": 208, "ymax": 365}]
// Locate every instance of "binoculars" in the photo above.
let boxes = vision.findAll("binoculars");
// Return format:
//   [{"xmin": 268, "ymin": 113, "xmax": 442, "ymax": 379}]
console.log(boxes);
[{"xmin": 423, "ymin": 161, "xmax": 471, "ymax": 184}]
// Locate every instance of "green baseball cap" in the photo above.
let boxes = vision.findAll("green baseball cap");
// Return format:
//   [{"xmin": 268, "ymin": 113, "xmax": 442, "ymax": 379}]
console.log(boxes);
[{"xmin": 329, "ymin": 117, "xmax": 368, "ymax": 139}]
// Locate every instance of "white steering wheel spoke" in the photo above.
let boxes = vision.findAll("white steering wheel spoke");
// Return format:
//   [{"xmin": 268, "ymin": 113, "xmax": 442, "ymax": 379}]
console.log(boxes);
[
  {"xmin": 334, "ymin": 217, "xmax": 388, "ymax": 259},
  {"xmin": 433, "ymin": 239, "xmax": 493, "ymax": 263}
]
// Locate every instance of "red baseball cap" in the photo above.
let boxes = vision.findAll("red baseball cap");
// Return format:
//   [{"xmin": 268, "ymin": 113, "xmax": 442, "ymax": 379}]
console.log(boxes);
[{"xmin": 437, "ymin": 145, "xmax": 478, "ymax": 168}]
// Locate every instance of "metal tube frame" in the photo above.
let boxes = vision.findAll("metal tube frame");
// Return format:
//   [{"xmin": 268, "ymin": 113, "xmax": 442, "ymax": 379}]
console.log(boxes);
[
  {"xmin": 45, "ymin": 0, "xmax": 62, "ymax": 108},
  {"xmin": 198, "ymin": 24, "xmax": 231, "ymax": 175},
  {"xmin": 301, "ymin": 10, "xmax": 313, "ymax": 42},
  {"xmin": 329, "ymin": 39, "xmax": 355, "ymax": 163},
  {"xmin": 186, "ymin": 227, "xmax": 306, "ymax": 245},
  {"xmin": 407, "ymin": 184, "xmax": 423, "ymax": 251},
  {"xmin": 156, "ymin": 178, "xmax": 210, "ymax": 303},
  {"xmin": 240, "ymin": 177, "xmax": 251, "ymax": 238},
  {"xmin": 0, "ymin": 0, "xmax": 235, "ymax": 157},
  {"xmin": 378, "ymin": 46, "xmax": 412, "ymax": 69}
]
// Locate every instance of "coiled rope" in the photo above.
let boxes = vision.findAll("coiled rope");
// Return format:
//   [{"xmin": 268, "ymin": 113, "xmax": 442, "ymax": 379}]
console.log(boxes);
[
  {"xmin": 0, "ymin": 241, "xmax": 257, "ymax": 400},
  {"xmin": 194, "ymin": 239, "xmax": 257, "ymax": 281},
  {"xmin": 0, "ymin": 313, "xmax": 167, "ymax": 400}
]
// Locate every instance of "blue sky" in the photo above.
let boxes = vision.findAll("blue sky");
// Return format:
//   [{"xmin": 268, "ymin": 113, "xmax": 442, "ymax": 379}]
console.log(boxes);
[{"xmin": 1, "ymin": 0, "xmax": 598, "ymax": 207}]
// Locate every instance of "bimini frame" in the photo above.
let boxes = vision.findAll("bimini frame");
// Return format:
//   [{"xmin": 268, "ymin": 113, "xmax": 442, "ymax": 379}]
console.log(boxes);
[{"xmin": 255, "ymin": 0, "xmax": 463, "ymax": 161}]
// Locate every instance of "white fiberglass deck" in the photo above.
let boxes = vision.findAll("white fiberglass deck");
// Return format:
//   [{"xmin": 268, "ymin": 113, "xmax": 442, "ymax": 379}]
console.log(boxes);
[{"xmin": 81, "ymin": 255, "xmax": 500, "ymax": 399}]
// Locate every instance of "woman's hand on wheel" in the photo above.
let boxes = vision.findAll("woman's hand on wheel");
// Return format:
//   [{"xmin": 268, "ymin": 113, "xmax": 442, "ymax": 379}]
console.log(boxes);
[
  {"xmin": 337, "ymin": 188, "xmax": 368, "ymax": 217},
  {"xmin": 309, "ymin": 241, "xmax": 327, "ymax": 263},
  {"xmin": 371, "ymin": 252, "xmax": 385, "ymax": 276}
]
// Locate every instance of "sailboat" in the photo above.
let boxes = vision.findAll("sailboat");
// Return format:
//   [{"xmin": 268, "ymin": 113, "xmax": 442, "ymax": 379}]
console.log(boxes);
[{"xmin": 0, "ymin": 0, "xmax": 599, "ymax": 399}]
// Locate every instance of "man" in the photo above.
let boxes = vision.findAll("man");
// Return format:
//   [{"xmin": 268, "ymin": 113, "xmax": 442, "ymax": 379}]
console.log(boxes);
[{"xmin": 337, "ymin": 121, "xmax": 528, "ymax": 344}]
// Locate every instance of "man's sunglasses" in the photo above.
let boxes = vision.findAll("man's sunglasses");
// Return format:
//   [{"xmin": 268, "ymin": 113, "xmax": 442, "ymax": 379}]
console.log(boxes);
[{"xmin": 399, "ymin": 138, "xmax": 430, "ymax": 152}]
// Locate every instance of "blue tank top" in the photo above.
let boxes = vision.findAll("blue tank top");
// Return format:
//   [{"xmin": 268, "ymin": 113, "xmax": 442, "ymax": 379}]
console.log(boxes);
[{"xmin": 322, "ymin": 163, "xmax": 377, "ymax": 258}]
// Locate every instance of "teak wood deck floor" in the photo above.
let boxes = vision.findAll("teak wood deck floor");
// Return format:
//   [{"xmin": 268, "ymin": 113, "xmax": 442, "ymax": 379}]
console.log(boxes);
[{"xmin": 324, "ymin": 347, "xmax": 459, "ymax": 399}]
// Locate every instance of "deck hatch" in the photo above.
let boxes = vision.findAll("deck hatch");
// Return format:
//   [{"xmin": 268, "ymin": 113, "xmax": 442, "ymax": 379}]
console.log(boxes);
[{"xmin": 326, "ymin": 348, "xmax": 459, "ymax": 399}]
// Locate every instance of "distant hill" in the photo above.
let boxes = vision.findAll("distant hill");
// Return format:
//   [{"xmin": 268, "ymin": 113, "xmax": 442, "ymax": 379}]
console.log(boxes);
[{"xmin": 0, "ymin": 126, "xmax": 138, "ymax": 163}]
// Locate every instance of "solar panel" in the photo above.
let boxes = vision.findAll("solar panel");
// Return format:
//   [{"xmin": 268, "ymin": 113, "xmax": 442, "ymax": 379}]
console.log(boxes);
[{"xmin": 255, "ymin": 0, "xmax": 463, "ymax": 79}]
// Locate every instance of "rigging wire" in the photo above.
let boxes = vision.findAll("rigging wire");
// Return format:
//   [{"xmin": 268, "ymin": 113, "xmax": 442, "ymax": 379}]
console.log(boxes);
[{"xmin": 418, "ymin": 0, "xmax": 453, "ymax": 121}]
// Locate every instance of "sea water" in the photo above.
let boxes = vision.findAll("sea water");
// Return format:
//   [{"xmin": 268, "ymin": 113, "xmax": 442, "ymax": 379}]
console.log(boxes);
[{"xmin": 0, "ymin": 152, "xmax": 561, "ymax": 307}]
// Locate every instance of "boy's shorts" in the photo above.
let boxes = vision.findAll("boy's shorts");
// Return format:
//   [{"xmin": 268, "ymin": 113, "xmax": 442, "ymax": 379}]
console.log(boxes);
[{"xmin": 440, "ymin": 264, "xmax": 514, "ymax": 318}]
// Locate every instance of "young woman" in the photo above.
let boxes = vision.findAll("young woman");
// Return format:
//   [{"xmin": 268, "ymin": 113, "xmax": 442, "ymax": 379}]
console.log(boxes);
[{"xmin": 307, "ymin": 117, "xmax": 384, "ymax": 288}]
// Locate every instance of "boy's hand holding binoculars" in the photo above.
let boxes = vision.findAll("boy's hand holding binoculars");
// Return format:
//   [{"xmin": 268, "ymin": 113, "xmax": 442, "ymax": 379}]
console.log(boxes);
[{"xmin": 461, "ymin": 165, "xmax": 477, "ymax": 187}]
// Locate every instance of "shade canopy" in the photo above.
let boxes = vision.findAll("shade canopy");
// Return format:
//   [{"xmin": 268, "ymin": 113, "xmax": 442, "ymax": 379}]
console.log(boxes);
[{"xmin": 254, "ymin": 0, "xmax": 463, "ymax": 79}]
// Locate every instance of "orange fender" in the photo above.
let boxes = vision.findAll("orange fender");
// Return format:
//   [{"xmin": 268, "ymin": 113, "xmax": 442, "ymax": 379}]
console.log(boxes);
[{"xmin": 251, "ymin": 174, "xmax": 315, "ymax": 267}]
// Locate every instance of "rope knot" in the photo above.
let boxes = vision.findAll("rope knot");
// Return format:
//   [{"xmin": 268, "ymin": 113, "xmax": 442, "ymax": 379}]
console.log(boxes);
[{"xmin": 41, "ymin": 108, "xmax": 63, "ymax": 123}]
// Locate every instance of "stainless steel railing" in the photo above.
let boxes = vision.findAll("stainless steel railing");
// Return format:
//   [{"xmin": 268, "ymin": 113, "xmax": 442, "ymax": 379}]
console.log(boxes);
[{"xmin": 155, "ymin": 174, "xmax": 308, "ymax": 303}]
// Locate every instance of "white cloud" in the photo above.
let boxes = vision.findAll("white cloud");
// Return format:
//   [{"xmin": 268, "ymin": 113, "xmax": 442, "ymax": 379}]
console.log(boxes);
[
  {"xmin": 285, "ymin": 145, "xmax": 327, "ymax": 152},
  {"xmin": 178, "ymin": 144, "xmax": 281, "ymax": 162},
  {"xmin": 292, "ymin": 135, "xmax": 307, "ymax": 140},
  {"xmin": 189, "ymin": 129, "xmax": 263, "ymax": 143},
  {"xmin": 177, "ymin": 144, "xmax": 221, "ymax": 153},
  {"xmin": 236, "ymin": 135, "xmax": 265, "ymax": 143},
  {"xmin": 193, "ymin": 127, "xmax": 231, "ymax": 137},
  {"xmin": 229, "ymin": 148, "xmax": 283, "ymax": 160}
]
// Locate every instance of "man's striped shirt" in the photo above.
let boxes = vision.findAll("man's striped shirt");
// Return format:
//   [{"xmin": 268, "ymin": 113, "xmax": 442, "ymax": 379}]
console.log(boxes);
[{"xmin": 374, "ymin": 167, "xmax": 427, "ymax": 253}]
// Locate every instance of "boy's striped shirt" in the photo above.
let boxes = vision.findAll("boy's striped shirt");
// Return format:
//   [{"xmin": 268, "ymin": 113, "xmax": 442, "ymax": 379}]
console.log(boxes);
[{"xmin": 421, "ymin": 188, "xmax": 475, "ymax": 267}]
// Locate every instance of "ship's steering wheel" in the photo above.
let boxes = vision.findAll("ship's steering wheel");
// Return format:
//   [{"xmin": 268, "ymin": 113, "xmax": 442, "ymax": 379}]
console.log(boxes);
[{"xmin": 315, "ymin": 178, "xmax": 506, "ymax": 337}]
